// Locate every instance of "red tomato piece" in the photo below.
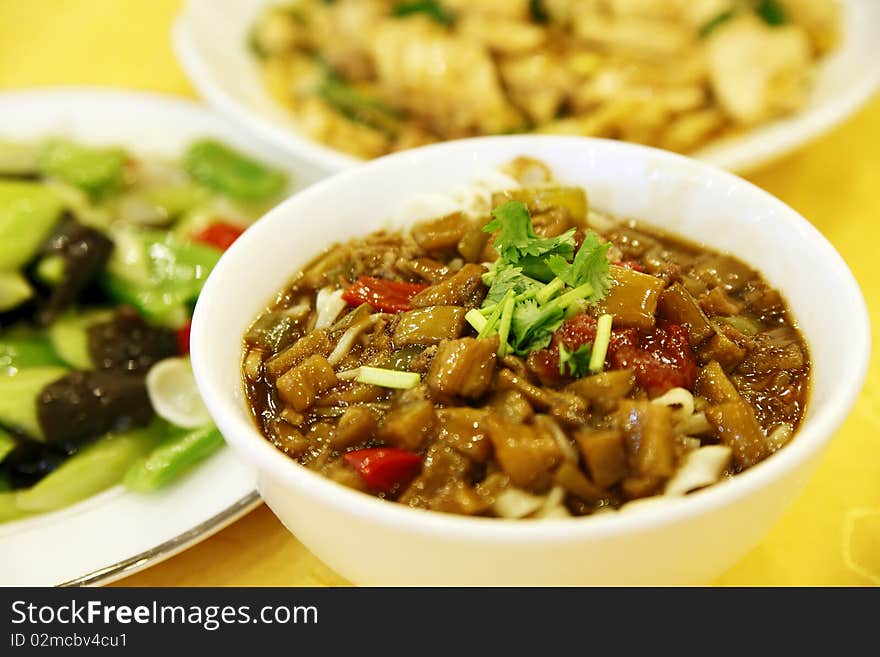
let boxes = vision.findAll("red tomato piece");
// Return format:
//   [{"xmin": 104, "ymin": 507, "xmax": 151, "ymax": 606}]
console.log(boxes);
[
  {"xmin": 341, "ymin": 276, "xmax": 428, "ymax": 313},
  {"xmin": 192, "ymin": 222, "xmax": 245, "ymax": 251},
  {"xmin": 526, "ymin": 313, "xmax": 696, "ymax": 393},
  {"xmin": 608, "ymin": 321, "xmax": 698, "ymax": 396},
  {"xmin": 176, "ymin": 321, "xmax": 192, "ymax": 356},
  {"xmin": 343, "ymin": 448, "xmax": 423, "ymax": 493}
]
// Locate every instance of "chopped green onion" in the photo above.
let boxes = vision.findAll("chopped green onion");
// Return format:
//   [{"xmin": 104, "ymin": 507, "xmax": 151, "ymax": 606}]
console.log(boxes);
[
  {"xmin": 496, "ymin": 291, "xmax": 516, "ymax": 358},
  {"xmin": 355, "ymin": 366, "xmax": 421, "ymax": 389},
  {"xmin": 479, "ymin": 298, "xmax": 505, "ymax": 339},
  {"xmin": 465, "ymin": 308, "xmax": 488, "ymax": 333},
  {"xmin": 589, "ymin": 314, "xmax": 613, "ymax": 373},
  {"xmin": 535, "ymin": 277, "xmax": 564, "ymax": 305},
  {"xmin": 552, "ymin": 282, "xmax": 594, "ymax": 310}
]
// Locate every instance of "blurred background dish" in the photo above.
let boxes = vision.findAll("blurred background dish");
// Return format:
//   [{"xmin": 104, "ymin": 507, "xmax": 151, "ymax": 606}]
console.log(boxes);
[
  {"xmin": 0, "ymin": 89, "xmax": 322, "ymax": 586},
  {"xmin": 174, "ymin": 0, "xmax": 880, "ymax": 174}
]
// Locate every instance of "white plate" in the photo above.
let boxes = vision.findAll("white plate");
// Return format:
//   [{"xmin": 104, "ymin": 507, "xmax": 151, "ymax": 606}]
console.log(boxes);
[
  {"xmin": 0, "ymin": 89, "xmax": 323, "ymax": 587},
  {"xmin": 174, "ymin": 0, "xmax": 880, "ymax": 175}
]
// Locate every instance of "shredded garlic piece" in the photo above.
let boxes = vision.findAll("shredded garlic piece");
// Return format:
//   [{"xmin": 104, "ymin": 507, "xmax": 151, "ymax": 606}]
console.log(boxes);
[
  {"xmin": 314, "ymin": 288, "xmax": 347, "ymax": 329},
  {"xmin": 327, "ymin": 315, "xmax": 382, "ymax": 366}
]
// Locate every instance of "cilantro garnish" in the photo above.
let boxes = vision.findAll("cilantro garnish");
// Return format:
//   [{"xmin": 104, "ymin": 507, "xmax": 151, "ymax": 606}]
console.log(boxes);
[
  {"xmin": 482, "ymin": 262, "xmax": 542, "ymax": 307},
  {"xmin": 559, "ymin": 342, "xmax": 592, "ymax": 377},
  {"xmin": 483, "ymin": 201, "xmax": 575, "ymax": 282},
  {"xmin": 546, "ymin": 230, "xmax": 611, "ymax": 303},
  {"xmin": 477, "ymin": 199, "xmax": 612, "ymax": 365}
]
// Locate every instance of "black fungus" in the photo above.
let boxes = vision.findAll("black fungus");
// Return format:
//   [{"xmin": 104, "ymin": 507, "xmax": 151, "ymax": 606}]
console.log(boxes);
[
  {"xmin": 36, "ymin": 371, "xmax": 153, "ymax": 444},
  {"xmin": 87, "ymin": 307, "xmax": 178, "ymax": 375},
  {"xmin": 37, "ymin": 215, "xmax": 114, "ymax": 326}
]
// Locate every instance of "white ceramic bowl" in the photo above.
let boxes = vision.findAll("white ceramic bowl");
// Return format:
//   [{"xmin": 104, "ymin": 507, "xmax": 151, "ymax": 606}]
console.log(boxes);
[
  {"xmin": 191, "ymin": 136, "xmax": 870, "ymax": 585},
  {"xmin": 174, "ymin": 0, "xmax": 880, "ymax": 175}
]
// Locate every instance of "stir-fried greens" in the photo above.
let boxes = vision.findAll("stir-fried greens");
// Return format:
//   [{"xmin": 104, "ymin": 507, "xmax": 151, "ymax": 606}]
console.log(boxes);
[
  {"xmin": 242, "ymin": 158, "xmax": 810, "ymax": 519},
  {"xmin": 250, "ymin": 0, "xmax": 840, "ymax": 158},
  {"xmin": 0, "ymin": 137, "xmax": 287, "ymax": 522}
]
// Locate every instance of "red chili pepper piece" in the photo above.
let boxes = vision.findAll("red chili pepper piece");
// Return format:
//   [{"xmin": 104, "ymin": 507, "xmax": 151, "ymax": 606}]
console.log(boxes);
[
  {"xmin": 192, "ymin": 222, "xmax": 246, "ymax": 251},
  {"xmin": 343, "ymin": 448, "xmax": 423, "ymax": 493},
  {"xmin": 176, "ymin": 321, "xmax": 192, "ymax": 356},
  {"xmin": 341, "ymin": 276, "xmax": 428, "ymax": 313}
]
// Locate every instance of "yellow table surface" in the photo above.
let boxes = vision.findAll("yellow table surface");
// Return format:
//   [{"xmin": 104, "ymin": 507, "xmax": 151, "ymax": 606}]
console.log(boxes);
[{"xmin": 1, "ymin": 0, "xmax": 877, "ymax": 587}]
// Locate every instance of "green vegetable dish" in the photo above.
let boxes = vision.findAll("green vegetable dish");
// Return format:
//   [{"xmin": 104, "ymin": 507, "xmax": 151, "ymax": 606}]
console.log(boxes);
[
  {"xmin": 243, "ymin": 157, "xmax": 810, "ymax": 519},
  {"xmin": 0, "ymin": 136, "xmax": 287, "ymax": 523}
]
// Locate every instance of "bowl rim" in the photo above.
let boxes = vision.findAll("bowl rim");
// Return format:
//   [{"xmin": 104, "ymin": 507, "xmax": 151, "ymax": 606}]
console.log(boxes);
[
  {"xmin": 191, "ymin": 135, "xmax": 871, "ymax": 543},
  {"xmin": 173, "ymin": 0, "xmax": 880, "ymax": 175}
]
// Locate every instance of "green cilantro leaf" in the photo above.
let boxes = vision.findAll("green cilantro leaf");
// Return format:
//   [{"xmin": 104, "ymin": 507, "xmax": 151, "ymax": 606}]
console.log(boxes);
[
  {"xmin": 482, "ymin": 263, "xmax": 543, "ymax": 307},
  {"xmin": 510, "ymin": 299, "xmax": 566, "ymax": 355},
  {"xmin": 546, "ymin": 230, "xmax": 611, "ymax": 303},
  {"xmin": 558, "ymin": 342, "xmax": 592, "ymax": 377},
  {"xmin": 483, "ymin": 201, "xmax": 575, "ymax": 282}
]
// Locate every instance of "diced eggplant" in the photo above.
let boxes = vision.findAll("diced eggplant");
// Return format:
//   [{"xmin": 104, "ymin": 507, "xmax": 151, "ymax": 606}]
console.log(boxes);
[
  {"xmin": 595, "ymin": 266, "xmax": 665, "ymax": 330},
  {"xmin": 495, "ymin": 368, "xmax": 555, "ymax": 410},
  {"xmin": 741, "ymin": 279, "xmax": 784, "ymax": 316},
  {"xmin": 266, "ymin": 328, "xmax": 332, "ymax": 378},
  {"xmin": 37, "ymin": 371, "xmax": 154, "ymax": 444},
  {"xmin": 316, "ymin": 382, "xmax": 389, "ymax": 407},
  {"xmin": 697, "ymin": 330, "xmax": 746, "ymax": 371},
  {"xmin": 491, "ymin": 187, "xmax": 587, "ymax": 225},
  {"xmin": 705, "ymin": 401, "xmax": 770, "ymax": 468},
  {"xmin": 617, "ymin": 401, "xmax": 675, "ymax": 480},
  {"xmin": 657, "ymin": 283, "xmax": 714, "ymax": 346},
  {"xmin": 485, "ymin": 416, "xmax": 563, "ymax": 490},
  {"xmin": 695, "ymin": 360, "xmax": 740, "ymax": 403},
  {"xmin": 699, "ymin": 287, "xmax": 742, "ymax": 317},
  {"xmin": 737, "ymin": 327, "xmax": 806, "ymax": 374},
  {"xmin": 457, "ymin": 224, "xmax": 491, "ymax": 262},
  {"xmin": 87, "ymin": 307, "xmax": 178, "ymax": 375},
  {"xmin": 547, "ymin": 392, "xmax": 589, "ymax": 427},
  {"xmin": 576, "ymin": 428, "xmax": 628, "ymax": 489},
  {"xmin": 409, "ymin": 264, "xmax": 487, "ymax": 309},
  {"xmin": 554, "ymin": 461, "xmax": 606, "ymax": 502},
  {"xmin": 399, "ymin": 444, "xmax": 486, "ymax": 515},
  {"xmin": 377, "ymin": 400, "xmax": 436, "ymax": 451},
  {"xmin": 436, "ymin": 407, "xmax": 492, "ymax": 462},
  {"xmin": 330, "ymin": 406, "xmax": 378, "ymax": 450},
  {"xmin": 566, "ymin": 369, "xmax": 635, "ymax": 414},
  {"xmin": 396, "ymin": 257, "xmax": 450, "ymax": 283},
  {"xmin": 426, "ymin": 337, "xmax": 498, "ymax": 401},
  {"xmin": 488, "ymin": 389, "xmax": 535, "ymax": 424},
  {"xmin": 411, "ymin": 212, "xmax": 470, "ymax": 251},
  {"xmin": 275, "ymin": 354, "xmax": 338, "ymax": 412},
  {"xmin": 244, "ymin": 311, "xmax": 301, "ymax": 352},
  {"xmin": 393, "ymin": 306, "xmax": 466, "ymax": 347},
  {"xmin": 690, "ymin": 254, "xmax": 756, "ymax": 293}
]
